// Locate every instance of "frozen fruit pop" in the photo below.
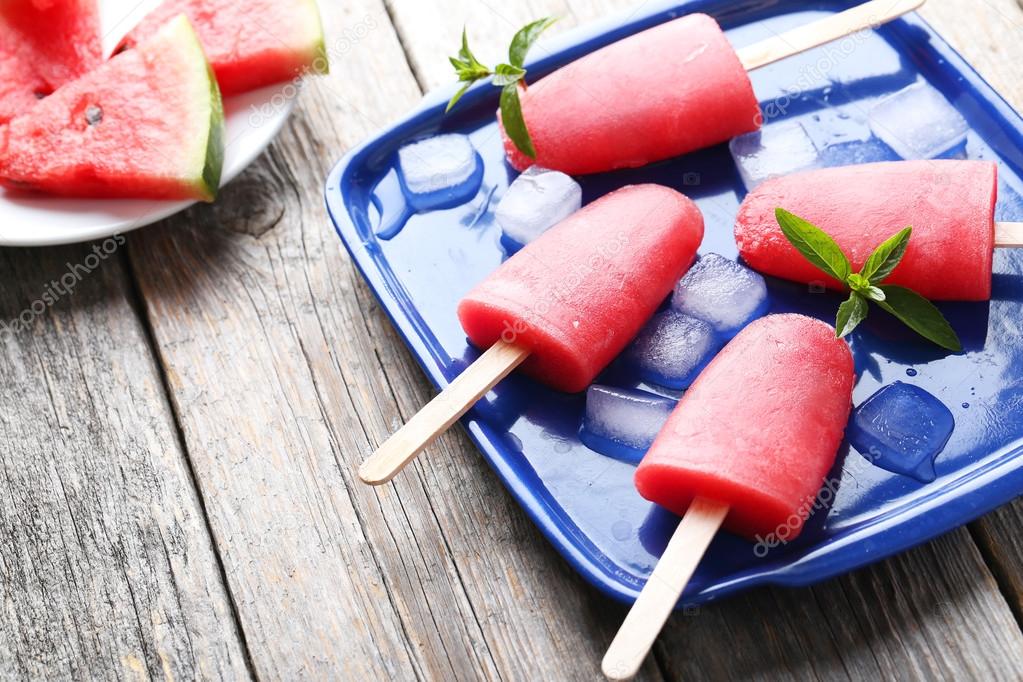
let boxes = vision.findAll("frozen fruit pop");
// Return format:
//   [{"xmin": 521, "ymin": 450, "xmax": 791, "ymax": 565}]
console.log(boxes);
[
  {"xmin": 460, "ymin": 184, "xmax": 703, "ymax": 393},
  {"xmin": 499, "ymin": 0, "xmax": 925, "ymax": 175},
  {"xmin": 360, "ymin": 184, "xmax": 704, "ymax": 485},
  {"xmin": 603, "ymin": 315, "xmax": 854, "ymax": 679},
  {"xmin": 635, "ymin": 314, "xmax": 854, "ymax": 540},
  {"xmin": 501, "ymin": 13, "xmax": 759, "ymax": 175},
  {"xmin": 735, "ymin": 160, "xmax": 1023, "ymax": 302}
]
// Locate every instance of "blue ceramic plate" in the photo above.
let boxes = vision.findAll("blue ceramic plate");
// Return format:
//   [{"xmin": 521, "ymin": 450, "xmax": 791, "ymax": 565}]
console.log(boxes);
[{"xmin": 325, "ymin": 0, "xmax": 1023, "ymax": 606}]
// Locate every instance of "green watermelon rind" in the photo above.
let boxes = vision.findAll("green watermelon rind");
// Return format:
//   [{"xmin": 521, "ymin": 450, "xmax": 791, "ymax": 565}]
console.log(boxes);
[
  {"xmin": 165, "ymin": 15, "xmax": 224, "ymax": 201},
  {"xmin": 201, "ymin": 59, "xmax": 225, "ymax": 199},
  {"xmin": 304, "ymin": 0, "xmax": 330, "ymax": 76}
]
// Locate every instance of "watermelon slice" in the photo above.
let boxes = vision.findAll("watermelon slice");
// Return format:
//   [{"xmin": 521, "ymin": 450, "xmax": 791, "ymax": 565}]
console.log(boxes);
[
  {"xmin": 0, "ymin": 15, "xmax": 225, "ymax": 201},
  {"xmin": 121, "ymin": 0, "xmax": 328, "ymax": 96},
  {"xmin": 0, "ymin": 0, "xmax": 102, "ymax": 123}
]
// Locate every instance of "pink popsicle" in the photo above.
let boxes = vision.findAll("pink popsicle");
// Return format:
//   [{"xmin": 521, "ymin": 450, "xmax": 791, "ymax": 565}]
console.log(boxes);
[
  {"xmin": 635, "ymin": 314, "xmax": 855, "ymax": 542},
  {"xmin": 735, "ymin": 160, "xmax": 998, "ymax": 301},
  {"xmin": 501, "ymin": 14, "xmax": 760, "ymax": 175},
  {"xmin": 459, "ymin": 184, "xmax": 704, "ymax": 393}
]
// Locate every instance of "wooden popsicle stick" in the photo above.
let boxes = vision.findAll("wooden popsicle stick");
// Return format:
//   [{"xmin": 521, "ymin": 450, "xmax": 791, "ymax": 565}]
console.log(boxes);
[
  {"xmin": 601, "ymin": 498, "xmax": 730, "ymax": 681},
  {"xmin": 996, "ymin": 222, "xmax": 1023, "ymax": 248},
  {"xmin": 358, "ymin": 340, "xmax": 530, "ymax": 485},
  {"xmin": 737, "ymin": 0, "xmax": 926, "ymax": 72}
]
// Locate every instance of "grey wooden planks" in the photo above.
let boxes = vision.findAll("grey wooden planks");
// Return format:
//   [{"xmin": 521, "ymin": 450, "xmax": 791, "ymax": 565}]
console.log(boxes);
[{"xmin": 0, "ymin": 246, "xmax": 249, "ymax": 680}]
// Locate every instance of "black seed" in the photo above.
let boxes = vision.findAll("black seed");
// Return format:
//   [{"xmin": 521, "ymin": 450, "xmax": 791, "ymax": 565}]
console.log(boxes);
[{"xmin": 85, "ymin": 105, "xmax": 103, "ymax": 125}]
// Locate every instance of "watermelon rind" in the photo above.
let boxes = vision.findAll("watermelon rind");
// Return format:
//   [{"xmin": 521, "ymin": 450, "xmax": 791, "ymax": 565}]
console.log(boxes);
[
  {"xmin": 157, "ymin": 14, "xmax": 224, "ymax": 201},
  {"xmin": 303, "ymin": 0, "xmax": 330, "ymax": 76},
  {"xmin": 201, "ymin": 59, "xmax": 225, "ymax": 199}
]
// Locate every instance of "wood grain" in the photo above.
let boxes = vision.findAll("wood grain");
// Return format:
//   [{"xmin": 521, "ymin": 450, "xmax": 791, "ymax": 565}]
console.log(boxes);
[{"xmin": 0, "ymin": 246, "xmax": 249, "ymax": 680}]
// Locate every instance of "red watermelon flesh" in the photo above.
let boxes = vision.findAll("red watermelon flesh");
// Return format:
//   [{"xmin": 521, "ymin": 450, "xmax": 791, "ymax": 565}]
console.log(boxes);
[
  {"xmin": 0, "ymin": 0, "xmax": 102, "ymax": 123},
  {"xmin": 121, "ymin": 0, "xmax": 328, "ymax": 96},
  {"xmin": 0, "ymin": 15, "xmax": 225, "ymax": 201}
]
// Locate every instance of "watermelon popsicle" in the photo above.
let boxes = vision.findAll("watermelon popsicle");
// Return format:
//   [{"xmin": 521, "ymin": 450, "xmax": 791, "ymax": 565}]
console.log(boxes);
[
  {"xmin": 499, "ymin": 0, "xmax": 925, "ymax": 175},
  {"xmin": 359, "ymin": 184, "xmax": 705, "ymax": 485},
  {"xmin": 735, "ymin": 160, "xmax": 1023, "ymax": 301},
  {"xmin": 603, "ymin": 315, "xmax": 855, "ymax": 680}
]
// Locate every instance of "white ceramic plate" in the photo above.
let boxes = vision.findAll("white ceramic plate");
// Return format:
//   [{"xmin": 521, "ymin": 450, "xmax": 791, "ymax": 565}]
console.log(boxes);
[{"xmin": 0, "ymin": 0, "xmax": 296, "ymax": 247}]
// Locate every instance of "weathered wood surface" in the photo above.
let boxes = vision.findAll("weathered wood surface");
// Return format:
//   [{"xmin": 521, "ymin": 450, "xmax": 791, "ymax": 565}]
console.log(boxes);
[
  {"xmin": 0, "ymin": 247, "xmax": 249, "ymax": 679},
  {"xmin": 2, "ymin": 0, "xmax": 1023, "ymax": 680}
]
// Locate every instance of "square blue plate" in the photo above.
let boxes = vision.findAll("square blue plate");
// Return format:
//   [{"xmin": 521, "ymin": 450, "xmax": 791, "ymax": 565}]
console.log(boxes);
[{"xmin": 325, "ymin": 0, "xmax": 1023, "ymax": 606}]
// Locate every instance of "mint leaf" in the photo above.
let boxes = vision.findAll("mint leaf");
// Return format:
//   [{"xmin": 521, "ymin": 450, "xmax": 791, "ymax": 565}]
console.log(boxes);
[
  {"xmin": 861, "ymin": 226, "xmax": 912, "ymax": 283},
  {"xmin": 775, "ymin": 208, "xmax": 851, "ymax": 283},
  {"xmin": 877, "ymin": 285, "xmax": 962, "ymax": 352},
  {"xmin": 509, "ymin": 17, "xmax": 557, "ymax": 68},
  {"xmin": 493, "ymin": 63, "xmax": 526, "ymax": 86},
  {"xmin": 457, "ymin": 28, "xmax": 487, "ymax": 73},
  {"xmin": 862, "ymin": 286, "xmax": 886, "ymax": 302},
  {"xmin": 446, "ymin": 82, "xmax": 473, "ymax": 112},
  {"xmin": 447, "ymin": 28, "xmax": 492, "ymax": 112},
  {"xmin": 500, "ymin": 83, "xmax": 535, "ymax": 158},
  {"xmin": 836, "ymin": 293, "xmax": 869, "ymax": 338}
]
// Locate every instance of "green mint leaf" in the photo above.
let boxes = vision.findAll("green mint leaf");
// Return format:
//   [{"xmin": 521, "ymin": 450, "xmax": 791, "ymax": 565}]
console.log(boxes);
[
  {"xmin": 847, "ymin": 273, "xmax": 870, "ymax": 291},
  {"xmin": 448, "ymin": 28, "xmax": 493, "ymax": 112},
  {"xmin": 861, "ymin": 226, "xmax": 912, "ymax": 283},
  {"xmin": 877, "ymin": 285, "xmax": 962, "ymax": 352},
  {"xmin": 458, "ymin": 28, "xmax": 485, "ymax": 70},
  {"xmin": 492, "ymin": 63, "xmax": 526, "ymax": 86},
  {"xmin": 446, "ymin": 82, "xmax": 473, "ymax": 113},
  {"xmin": 836, "ymin": 292, "xmax": 869, "ymax": 338},
  {"xmin": 775, "ymin": 208, "xmax": 851, "ymax": 283},
  {"xmin": 862, "ymin": 286, "xmax": 886, "ymax": 302},
  {"xmin": 500, "ymin": 83, "xmax": 535, "ymax": 158},
  {"xmin": 509, "ymin": 17, "xmax": 558, "ymax": 68}
]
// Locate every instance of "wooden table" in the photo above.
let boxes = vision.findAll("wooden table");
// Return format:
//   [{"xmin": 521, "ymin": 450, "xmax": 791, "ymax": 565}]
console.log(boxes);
[{"xmin": 3, "ymin": 0, "xmax": 1023, "ymax": 679}]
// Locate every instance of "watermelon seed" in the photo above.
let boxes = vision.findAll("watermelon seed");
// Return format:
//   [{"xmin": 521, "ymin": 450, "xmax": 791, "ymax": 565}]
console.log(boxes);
[{"xmin": 85, "ymin": 105, "xmax": 103, "ymax": 126}]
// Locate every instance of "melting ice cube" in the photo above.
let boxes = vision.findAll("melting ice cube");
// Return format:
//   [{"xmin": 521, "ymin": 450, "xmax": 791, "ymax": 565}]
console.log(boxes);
[
  {"xmin": 729, "ymin": 121, "xmax": 821, "ymax": 190},
  {"xmin": 848, "ymin": 381, "xmax": 956, "ymax": 482},
  {"xmin": 397, "ymin": 134, "xmax": 483, "ymax": 210},
  {"xmin": 580, "ymin": 385, "xmax": 676, "ymax": 463},
  {"xmin": 671, "ymin": 254, "xmax": 769, "ymax": 336},
  {"xmin": 868, "ymin": 83, "xmax": 969, "ymax": 160},
  {"xmin": 626, "ymin": 311, "xmax": 720, "ymax": 389},
  {"xmin": 496, "ymin": 167, "xmax": 583, "ymax": 245}
]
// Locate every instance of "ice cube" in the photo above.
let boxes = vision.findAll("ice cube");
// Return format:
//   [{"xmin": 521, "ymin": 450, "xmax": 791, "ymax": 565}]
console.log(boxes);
[
  {"xmin": 626, "ymin": 311, "xmax": 720, "ymax": 389},
  {"xmin": 671, "ymin": 254, "xmax": 769, "ymax": 336},
  {"xmin": 729, "ymin": 121, "xmax": 821, "ymax": 190},
  {"xmin": 848, "ymin": 381, "xmax": 955, "ymax": 483},
  {"xmin": 868, "ymin": 83, "xmax": 969, "ymax": 160},
  {"xmin": 580, "ymin": 385, "xmax": 676, "ymax": 463},
  {"xmin": 806, "ymin": 110, "xmax": 897, "ymax": 167},
  {"xmin": 496, "ymin": 167, "xmax": 583, "ymax": 245},
  {"xmin": 397, "ymin": 134, "xmax": 483, "ymax": 210}
]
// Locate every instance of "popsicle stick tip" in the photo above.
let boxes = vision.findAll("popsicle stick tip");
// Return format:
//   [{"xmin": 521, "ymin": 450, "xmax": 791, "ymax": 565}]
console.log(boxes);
[
  {"xmin": 358, "ymin": 461, "xmax": 396, "ymax": 486},
  {"xmin": 601, "ymin": 499, "xmax": 730, "ymax": 679}
]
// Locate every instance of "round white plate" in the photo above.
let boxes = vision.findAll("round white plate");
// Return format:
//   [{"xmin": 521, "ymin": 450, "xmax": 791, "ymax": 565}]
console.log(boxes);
[{"xmin": 0, "ymin": 0, "xmax": 296, "ymax": 247}]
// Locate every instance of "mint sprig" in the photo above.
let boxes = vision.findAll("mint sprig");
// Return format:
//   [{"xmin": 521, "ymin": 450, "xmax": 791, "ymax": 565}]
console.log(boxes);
[
  {"xmin": 447, "ymin": 18, "xmax": 557, "ymax": 158},
  {"xmin": 774, "ymin": 208, "xmax": 962, "ymax": 352}
]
